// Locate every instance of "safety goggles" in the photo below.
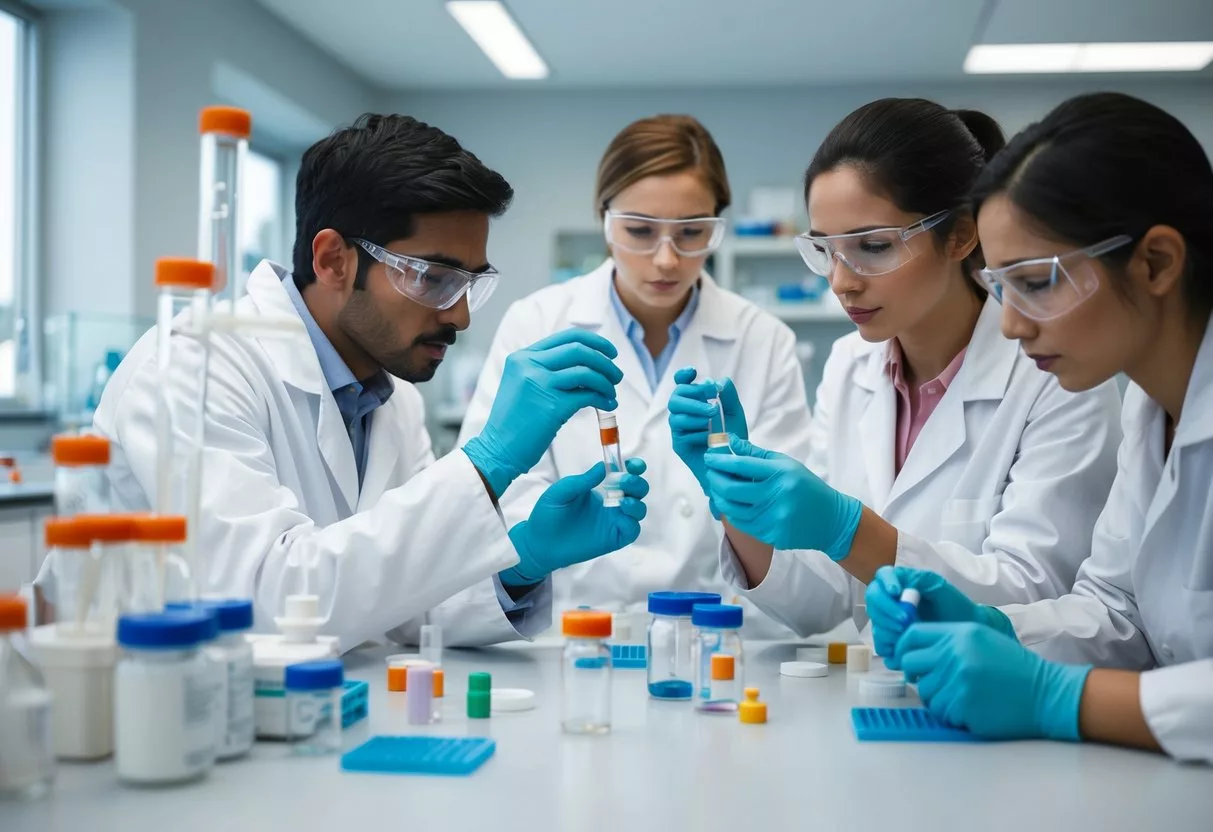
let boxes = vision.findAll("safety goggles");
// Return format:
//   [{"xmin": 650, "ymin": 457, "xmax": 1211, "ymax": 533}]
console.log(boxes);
[
  {"xmin": 977, "ymin": 235, "xmax": 1134, "ymax": 321},
  {"xmin": 354, "ymin": 239, "xmax": 499, "ymax": 312},
  {"xmin": 794, "ymin": 210, "xmax": 952, "ymax": 277},
  {"xmin": 603, "ymin": 211, "xmax": 727, "ymax": 257}
]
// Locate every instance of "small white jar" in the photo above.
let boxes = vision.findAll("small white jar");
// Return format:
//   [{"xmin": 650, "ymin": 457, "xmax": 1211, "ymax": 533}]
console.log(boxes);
[{"xmin": 114, "ymin": 610, "xmax": 216, "ymax": 785}]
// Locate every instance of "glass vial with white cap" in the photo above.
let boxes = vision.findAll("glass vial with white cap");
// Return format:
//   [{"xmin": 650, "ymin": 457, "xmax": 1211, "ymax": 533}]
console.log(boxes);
[{"xmin": 595, "ymin": 410, "xmax": 625, "ymax": 507}]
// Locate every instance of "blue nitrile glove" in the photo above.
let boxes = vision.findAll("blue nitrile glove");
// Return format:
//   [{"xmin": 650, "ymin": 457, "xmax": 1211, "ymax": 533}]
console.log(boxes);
[
  {"xmin": 701, "ymin": 435, "xmax": 862, "ymax": 560},
  {"xmin": 464, "ymin": 329, "xmax": 623, "ymax": 498},
  {"xmin": 866, "ymin": 566, "xmax": 1016, "ymax": 668},
  {"xmin": 897, "ymin": 622, "xmax": 1093, "ymax": 741},
  {"xmin": 667, "ymin": 367, "xmax": 748, "ymax": 497},
  {"xmin": 500, "ymin": 458, "xmax": 650, "ymax": 587}
]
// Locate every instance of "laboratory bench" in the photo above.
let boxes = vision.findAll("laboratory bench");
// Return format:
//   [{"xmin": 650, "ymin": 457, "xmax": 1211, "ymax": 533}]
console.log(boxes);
[{"xmin": 4, "ymin": 640, "xmax": 1210, "ymax": 831}]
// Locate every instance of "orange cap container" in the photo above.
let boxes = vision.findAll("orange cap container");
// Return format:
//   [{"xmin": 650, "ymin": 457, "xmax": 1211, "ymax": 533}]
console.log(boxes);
[
  {"xmin": 0, "ymin": 595, "xmax": 26, "ymax": 630},
  {"xmin": 74, "ymin": 514, "xmax": 136, "ymax": 543},
  {"xmin": 45, "ymin": 517, "xmax": 91, "ymax": 548},
  {"xmin": 711, "ymin": 654, "xmax": 736, "ymax": 681},
  {"xmin": 51, "ymin": 434, "xmax": 111, "ymax": 466},
  {"xmin": 827, "ymin": 642, "xmax": 848, "ymax": 664},
  {"xmin": 562, "ymin": 610, "xmax": 612, "ymax": 638},
  {"xmin": 432, "ymin": 668, "xmax": 445, "ymax": 698},
  {"xmin": 155, "ymin": 258, "xmax": 215, "ymax": 290},
  {"xmin": 200, "ymin": 106, "xmax": 252, "ymax": 139},
  {"xmin": 130, "ymin": 515, "xmax": 187, "ymax": 544},
  {"xmin": 387, "ymin": 665, "xmax": 407, "ymax": 692}
]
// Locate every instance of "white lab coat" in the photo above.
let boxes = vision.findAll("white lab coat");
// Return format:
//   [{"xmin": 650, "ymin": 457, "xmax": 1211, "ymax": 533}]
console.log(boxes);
[
  {"xmin": 93, "ymin": 260, "xmax": 548, "ymax": 650},
  {"xmin": 723, "ymin": 297, "xmax": 1123, "ymax": 636},
  {"xmin": 1001, "ymin": 314, "xmax": 1213, "ymax": 764},
  {"xmin": 457, "ymin": 260, "xmax": 813, "ymax": 636}
]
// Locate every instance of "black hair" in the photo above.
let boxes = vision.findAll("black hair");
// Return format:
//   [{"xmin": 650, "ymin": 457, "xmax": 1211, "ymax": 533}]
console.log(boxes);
[
  {"xmin": 971, "ymin": 92, "xmax": 1213, "ymax": 315},
  {"xmin": 291, "ymin": 113, "xmax": 514, "ymax": 289},
  {"xmin": 804, "ymin": 98, "xmax": 1005, "ymax": 291}
]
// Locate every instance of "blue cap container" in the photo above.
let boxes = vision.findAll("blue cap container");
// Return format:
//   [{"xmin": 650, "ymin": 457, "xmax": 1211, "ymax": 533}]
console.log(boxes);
[
  {"xmin": 648, "ymin": 591, "xmax": 722, "ymax": 617},
  {"xmin": 691, "ymin": 603, "xmax": 744, "ymax": 629},
  {"xmin": 117, "ymin": 610, "xmax": 212, "ymax": 650},
  {"xmin": 284, "ymin": 659, "xmax": 344, "ymax": 692},
  {"xmin": 166, "ymin": 601, "xmax": 220, "ymax": 642},
  {"xmin": 201, "ymin": 599, "xmax": 254, "ymax": 632}
]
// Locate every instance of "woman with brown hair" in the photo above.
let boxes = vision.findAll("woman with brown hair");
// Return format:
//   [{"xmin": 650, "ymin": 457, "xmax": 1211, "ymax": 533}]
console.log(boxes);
[{"xmin": 458, "ymin": 114, "xmax": 812, "ymax": 635}]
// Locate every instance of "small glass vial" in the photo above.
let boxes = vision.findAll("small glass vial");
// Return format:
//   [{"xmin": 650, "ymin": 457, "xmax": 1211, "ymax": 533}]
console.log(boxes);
[
  {"xmin": 419, "ymin": 623, "xmax": 442, "ymax": 666},
  {"xmin": 646, "ymin": 591, "xmax": 720, "ymax": 700},
  {"xmin": 705, "ymin": 382, "xmax": 731, "ymax": 450},
  {"xmin": 114, "ymin": 610, "xmax": 216, "ymax": 785},
  {"xmin": 692, "ymin": 603, "xmax": 744, "ymax": 713},
  {"xmin": 285, "ymin": 659, "xmax": 344, "ymax": 755},
  {"xmin": 595, "ymin": 410, "xmax": 625, "ymax": 507},
  {"xmin": 0, "ymin": 595, "xmax": 54, "ymax": 801},
  {"xmin": 127, "ymin": 515, "xmax": 192, "ymax": 613},
  {"xmin": 561, "ymin": 610, "xmax": 612, "ymax": 735},
  {"xmin": 50, "ymin": 434, "xmax": 111, "ymax": 516},
  {"xmin": 202, "ymin": 600, "xmax": 255, "ymax": 760}
]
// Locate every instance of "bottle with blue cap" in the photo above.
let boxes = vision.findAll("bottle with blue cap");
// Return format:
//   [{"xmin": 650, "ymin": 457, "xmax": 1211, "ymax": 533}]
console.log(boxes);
[
  {"xmin": 197, "ymin": 600, "xmax": 255, "ymax": 760},
  {"xmin": 284, "ymin": 658, "xmax": 344, "ymax": 755},
  {"xmin": 113, "ymin": 609, "xmax": 217, "ymax": 784},
  {"xmin": 167, "ymin": 601, "xmax": 222, "ymax": 768},
  {"xmin": 646, "ymin": 591, "xmax": 721, "ymax": 700},
  {"xmin": 691, "ymin": 603, "xmax": 744, "ymax": 712}
]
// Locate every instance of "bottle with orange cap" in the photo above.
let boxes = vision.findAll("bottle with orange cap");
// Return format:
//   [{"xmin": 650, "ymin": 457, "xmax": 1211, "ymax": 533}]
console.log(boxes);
[
  {"xmin": 561, "ymin": 609, "xmax": 613, "ymax": 735},
  {"xmin": 0, "ymin": 594, "xmax": 55, "ymax": 799},
  {"xmin": 125, "ymin": 514, "xmax": 194, "ymax": 611},
  {"xmin": 198, "ymin": 105, "xmax": 250, "ymax": 303},
  {"xmin": 50, "ymin": 433, "xmax": 111, "ymax": 516}
]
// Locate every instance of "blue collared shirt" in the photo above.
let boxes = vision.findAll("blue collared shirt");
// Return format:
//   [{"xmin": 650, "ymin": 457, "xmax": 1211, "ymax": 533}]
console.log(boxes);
[
  {"xmin": 283, "ymin": 275, "xmax": 394, "ymax": 486},
  {"xmin": 608, "ymin": 277, "xmax": 700, "ymax": 391}
]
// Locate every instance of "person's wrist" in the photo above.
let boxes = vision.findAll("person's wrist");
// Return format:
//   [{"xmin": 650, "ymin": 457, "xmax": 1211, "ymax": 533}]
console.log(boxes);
[
  {"xmin": 463, "ymin": 433, "xmax": 517, "ymax": 499},
  {"xmin": 824, "ymin": 492, "xmax": 864, "ymax": 561},
  {"xmin": 1036, "ymin": 661, "xmax": 1094, "ymax": 742},
  {"xmin": 502, "ymin": 522, "xmax": 545, "ymax": 587},
  {"xmin": 976, "ymin": 604, "xmax": 1018, "ymax": 640}
]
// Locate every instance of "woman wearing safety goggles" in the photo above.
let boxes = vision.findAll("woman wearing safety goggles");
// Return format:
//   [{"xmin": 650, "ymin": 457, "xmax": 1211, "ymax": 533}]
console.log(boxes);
[
  {"xmin": 864, "ymin": 92, "xmax": 1213, "ymax": 764},
  {"xmin": 458, "ymin": 114, "xmax": 813, "ymax": 636},
  {"xmin": 688, "ymin": 98, "xmax": 1122, "ymax": 643}
]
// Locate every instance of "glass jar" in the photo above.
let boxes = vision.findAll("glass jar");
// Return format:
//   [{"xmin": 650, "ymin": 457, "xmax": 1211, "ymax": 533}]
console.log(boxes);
[
  {"xmin": 561, "ymin": 610, "xmax": 612, "ymax": 735},
  {"xmin": 646, "ymin": 591, "xmax": 720, "ymax": 700},
  {"xmin": 284, "ymin": 659, "xmax": 344, "ymax": 755},
  {"xmin": 0, "ymin": 595, "xmax": 53, "ymax": 801},
  {"xmin": 50, "ymin": 434, "xmax": 111, "ymax": 516},
  {"xmin": 691, "ymin": 603, "xmax": 744, "ymax": 713}
]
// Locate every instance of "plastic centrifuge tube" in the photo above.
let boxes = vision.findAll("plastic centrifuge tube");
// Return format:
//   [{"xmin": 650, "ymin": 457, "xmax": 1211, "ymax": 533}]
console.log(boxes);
[
  {"xmin": 595, "ymin": 410, "xmax": 625, "ymax": 507},
  {"xmin": 706, "ymin": 382, "xmax": 730, "ymax": 450},
  {"xmin": 198, "ymin": 106, "xmax": 250, "ymax": 308}
]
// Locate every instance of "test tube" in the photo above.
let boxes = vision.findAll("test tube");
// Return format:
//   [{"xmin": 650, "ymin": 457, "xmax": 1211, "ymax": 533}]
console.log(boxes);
[
  {"xmin": 706, "ymin": 382, "xmax": 730, "ymax": 449},
  {"xmin": 420, "ymin": 623, "xmax": 442, "ymax": 667},
  {"xmin": 153, "ymin": 258, "xmax": 215, "ymax": 597},
  {"xmin": 197, "ymin": 106, "xmax": 250, "ymax": 307},
  {"xmin": 595, "ymin": 410, "xmax": 625, "ymax": 507}
]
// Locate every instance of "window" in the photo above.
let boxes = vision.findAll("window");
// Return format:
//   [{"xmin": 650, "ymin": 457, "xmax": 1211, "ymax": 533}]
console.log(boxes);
[
  {"xmin": 239, "ymin": 148, "xmax": 286, "ymax": 278},
  {"xmin": 0, "ymin": 4, "xmax": 34, "ymax": 403}
]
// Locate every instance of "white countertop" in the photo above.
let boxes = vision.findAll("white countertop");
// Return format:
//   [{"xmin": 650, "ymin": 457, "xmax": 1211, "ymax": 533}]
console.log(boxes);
[{"xmin": 4, "ymin": 640, "xmax": 1210, "ymax": 831}]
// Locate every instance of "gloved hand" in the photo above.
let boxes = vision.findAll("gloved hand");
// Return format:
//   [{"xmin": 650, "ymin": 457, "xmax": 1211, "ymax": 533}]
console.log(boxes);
[
  {"xmin": 701, "ymin": 435, "xmax": 862, "ymax": 560},
  {"xmin": 667, "ymin": 367, "xmax": 748, "ymax": 497},
  {"xmin": 897, "ymin": 622, "xmax": 1092, "ymax": 741},
  {"xmin": 866, "ymin": 566, "xmax": 1016, "ymax": 667},
  {"xmin": 464, "ymin": 329, "xmax": 623, "ymax": 498},
  {"xmin": 501, "ymin": 458, "xmax": 650, "ymax": 587}
]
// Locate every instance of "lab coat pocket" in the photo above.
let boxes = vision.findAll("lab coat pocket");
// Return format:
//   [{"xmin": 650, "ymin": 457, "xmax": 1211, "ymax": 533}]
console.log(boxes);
[{"xmin": 938, "ymin": 496, "xmax": 1001, "ymax": 552}]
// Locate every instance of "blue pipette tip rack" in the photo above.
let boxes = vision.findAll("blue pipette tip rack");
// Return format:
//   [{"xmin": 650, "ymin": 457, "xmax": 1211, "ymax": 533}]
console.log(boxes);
[
  {"xmin": 342, "ymin": 736, "xmax": 497, "ymax": 776},
  {"xmin": 851, "ymin": 708, "xmax": 979, "ymax": 742},
  {"xmin": 610, "ymin": 644, "xmax": 647, "ymax": 669},
  {"xmin": 341, "ymin": 680, "xmax": 369, "ymax": 729}
]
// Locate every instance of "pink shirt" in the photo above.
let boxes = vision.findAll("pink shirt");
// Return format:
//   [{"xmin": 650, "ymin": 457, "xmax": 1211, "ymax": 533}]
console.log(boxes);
[{"xmin": 887, "ymin": 341, "xmax": 968, "ymax": 474}]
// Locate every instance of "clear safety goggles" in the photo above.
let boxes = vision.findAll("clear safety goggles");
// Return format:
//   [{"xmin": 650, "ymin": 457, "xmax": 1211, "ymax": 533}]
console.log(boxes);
[
  {"xmin": 603, "ymin": 210, "xmax": 727, "ymax": 257},
  {"xmin": 976, "ymin": 235, "xmax": 1134, "ymax": 321},
  {"xmin": 794, "ymin": 209, "xmax": 952, "ymax": 277},
  {"xmin": 354, "ymin": 238, "xmax": 499, "ymax": 312}
]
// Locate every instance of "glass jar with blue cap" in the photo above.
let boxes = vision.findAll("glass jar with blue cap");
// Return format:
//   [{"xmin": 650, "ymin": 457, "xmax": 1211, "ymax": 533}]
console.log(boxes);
[
  {"xmin": 285, "ymin": 658, "xmax": 344, "ymax": 755},
  {"xmin": 114, "ymin": 609, "xmax": 217, "ymax": 784},
  {"xmin": 203, "ymin": 599, "xmax": 255, "ymax": 760},
  {"xmin": 691, "ymin": 603, "xmax": 744, "ymax": 713},
  {"xmin": 646, "ymin": 591, "xmax": 721, "ymax": 700}
]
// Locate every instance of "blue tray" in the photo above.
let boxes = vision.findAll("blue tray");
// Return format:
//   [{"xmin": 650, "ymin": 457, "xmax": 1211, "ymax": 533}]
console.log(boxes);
[
  {"xmin": 341, "ymin": 680, "xmax": 369, "ymax": 729},
  {"xmin": 610, "ymin": 643, "xmax": 647, "ymax": 669},
  {"xmin": 851, "ymin": 708, "xmax": 979, "ymax": 742},
  {"xmin": 342, "ymin": 736, "xmax": 497, "ymax": 776}
]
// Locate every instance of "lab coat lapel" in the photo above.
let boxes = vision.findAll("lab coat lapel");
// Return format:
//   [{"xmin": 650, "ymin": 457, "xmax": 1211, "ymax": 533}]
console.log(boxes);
[
  {"xmin": 568, "ymin": 260, "xmax": 651, "ymax": 406},
  {"xmin": 856, "ymin": 346, "xmax": 897, "ymax": 513},
  {"xmin": 244, "ymin": 261, "xmax": 359, "ymax": 513}
]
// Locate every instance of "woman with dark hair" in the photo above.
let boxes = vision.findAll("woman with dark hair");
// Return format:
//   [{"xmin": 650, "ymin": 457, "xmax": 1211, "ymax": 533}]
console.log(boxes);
[
  {"xmin": 868, "ymin": 92, "xmax": 1213, "ymax": 762},
  {"xmin": 670, "ymin": 99, "xmax": 1122, "ymax": 639}
]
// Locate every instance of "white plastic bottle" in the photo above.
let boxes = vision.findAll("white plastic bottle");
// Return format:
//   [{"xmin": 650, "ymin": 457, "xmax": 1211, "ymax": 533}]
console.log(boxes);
[
  {"xmin": 248, "ymin": 595, "xmax": 339, "ymax": 738},
  {"xmin": 0, "ymin": 595, "xmax": 53, "ymax": 801},
  {"xmin": 202, "ymin": 599, "xmax": 255, "ymax": 760},
  {"xmin": 114, "ymin": 610, "xmax": 216, "ymax": 785}
]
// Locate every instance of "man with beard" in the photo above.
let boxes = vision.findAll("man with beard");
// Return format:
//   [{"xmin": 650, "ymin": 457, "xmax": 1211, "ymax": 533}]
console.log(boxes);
[{"xmin": 93, "ymin": 114, "xmax": 650, "ymax": 648}]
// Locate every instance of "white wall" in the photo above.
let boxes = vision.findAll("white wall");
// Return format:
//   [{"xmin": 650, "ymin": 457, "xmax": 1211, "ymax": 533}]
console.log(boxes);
[{"xmin": 388, "ymin": 79, "xmax": 1213, "ymax": 362}]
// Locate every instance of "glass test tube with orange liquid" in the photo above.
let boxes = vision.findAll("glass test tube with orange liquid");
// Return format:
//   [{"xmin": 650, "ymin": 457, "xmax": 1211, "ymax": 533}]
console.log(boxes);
[{"xmin": 595, "ymin": 411, "xmax": 625, "ymax": 507}]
